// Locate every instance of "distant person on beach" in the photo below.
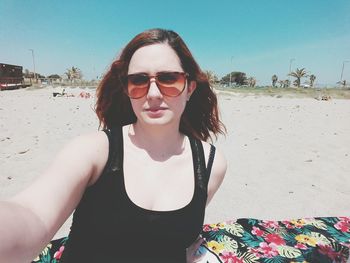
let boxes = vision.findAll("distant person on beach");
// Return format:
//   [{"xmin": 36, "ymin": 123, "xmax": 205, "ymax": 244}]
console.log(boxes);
[{"xmin": 0, "ymin": 28, "xmax": 227, "ymax": 263}]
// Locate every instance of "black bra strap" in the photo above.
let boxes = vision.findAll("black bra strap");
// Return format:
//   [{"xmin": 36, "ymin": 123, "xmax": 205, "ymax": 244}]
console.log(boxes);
[{"xmin": 206, "ymin": 144, "xmax": 216, "ymax": 181}]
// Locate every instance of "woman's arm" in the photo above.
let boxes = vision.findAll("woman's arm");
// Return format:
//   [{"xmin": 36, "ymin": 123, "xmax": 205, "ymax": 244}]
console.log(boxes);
[{"xmin": 0, "ymin": 131, "xmax": 108, "ymax": 263}]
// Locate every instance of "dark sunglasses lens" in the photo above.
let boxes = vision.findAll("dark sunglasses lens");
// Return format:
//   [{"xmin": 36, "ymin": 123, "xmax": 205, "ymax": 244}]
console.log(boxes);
[
  {"xmin": 157, "ymin": 72, "xmax": 186, "ymax": 96},
  {"xmin": 127, "ymin": 74, "xmax": 149, "ymax": 98},
  {"xmin": 157, "ymin": 72, "xmax": 181, "ymax": 84},
  {"xmin": 128, "ymin": 74, "xmax": 149, "ymax": 86}
]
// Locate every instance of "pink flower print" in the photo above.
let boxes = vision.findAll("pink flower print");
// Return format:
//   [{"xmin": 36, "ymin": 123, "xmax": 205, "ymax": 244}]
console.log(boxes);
[
  {"xmin": 251, "ymin": 226, "xmax": 264, "ymax": 237},
  {"xmin": 282, "ymin": 220, "xmax": 295, "ymax": 229},
  {"xmin": 249, "ymin": 243, "xmax": 279, "ymax": 258},
  {"xmin": 203, "ymin": 224, "xmax": 211, "ymax": 232},
  {"xmin": 338, "ymin": 217, "xmax": 350, "ymax": 224},
  {"xmin": 221, "ymin": 252, "xmax": 244, "ymax": 263},
  {"xmin": 259, "ymin": 242, "xmax": 279, "ymax": 258},
  {"xmin": 334, "ymin": 221, "xmax": 350, "ymax": 232},
  {"xmin": 294, "ymin": 243, "xmax": 308, "ymax": 250},
  {"xmin": 260, "ymin": 220, "xmax": 279, "ymax": 229},
  {"xmin": 53, "ymin": 245, "xmax": 65, "ymax": 260},
  {"xmin": 265, "ymin": 233, "xmax": 286, "ymax": 245},
  {"xmin": 249, "ymin": 247, "xmax": 262, "ymax": 258}
]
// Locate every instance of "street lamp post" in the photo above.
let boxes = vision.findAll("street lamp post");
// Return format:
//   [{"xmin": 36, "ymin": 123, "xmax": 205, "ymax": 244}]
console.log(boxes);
[
  {"xmin": 288, "ymin": 58, "xmax": 295, "ymax": 85},
  {"xmin": 229, "ymin": 56, "xmax": 233, "ymax": 87},
  {"xmin": 29, "ymin": 49, "xmax": 36, "ymax": 83},
  {"xmin": 340, "ymin": 60, "xmax": 349, "ymax": 82}
]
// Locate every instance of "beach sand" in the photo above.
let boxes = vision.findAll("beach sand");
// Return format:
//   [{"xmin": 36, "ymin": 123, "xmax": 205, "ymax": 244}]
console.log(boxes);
[{"xmin": 1, "ymin": 87, "xmax": 349, "ymax": 239}]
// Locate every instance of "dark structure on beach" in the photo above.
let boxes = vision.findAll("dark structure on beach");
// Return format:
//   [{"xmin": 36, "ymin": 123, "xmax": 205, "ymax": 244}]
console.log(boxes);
[{"xmin": 0, "ymin": 63, "xmax": 31, "ymax": 90}]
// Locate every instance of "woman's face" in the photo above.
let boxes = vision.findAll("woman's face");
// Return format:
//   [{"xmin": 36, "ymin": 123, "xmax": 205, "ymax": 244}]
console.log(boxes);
[{"xmin": 127, "ymin": 43, "xmax": 196, "ymax": 128}]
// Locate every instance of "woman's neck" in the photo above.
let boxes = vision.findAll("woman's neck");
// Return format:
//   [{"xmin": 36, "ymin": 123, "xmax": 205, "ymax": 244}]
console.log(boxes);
[{"xmin": 127, "ymin": 122, "xmax": 186, "ymax": 161}]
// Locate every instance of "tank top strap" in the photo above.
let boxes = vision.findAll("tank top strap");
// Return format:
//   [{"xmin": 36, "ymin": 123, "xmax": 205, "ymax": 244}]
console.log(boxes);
[
  {"xmin": 188, "ymin": 137, "xmax": 210, "ymax": 194},
  {"xmin": 206, "ymin": 144, "xmax": 216, "ymax": 182},
  {"xmin": 102, "ymin": 126, "xmax": 124, "ymax": 174}
]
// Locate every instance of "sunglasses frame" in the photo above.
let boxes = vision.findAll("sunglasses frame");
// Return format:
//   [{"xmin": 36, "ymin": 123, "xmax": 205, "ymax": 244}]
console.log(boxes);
[{"xmin": 125, "ymin": 71, "xmax": 189, "ymax": 99}]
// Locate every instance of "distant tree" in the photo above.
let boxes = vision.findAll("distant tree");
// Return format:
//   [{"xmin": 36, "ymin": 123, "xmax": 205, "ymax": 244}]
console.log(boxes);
[
  {"xmin": 309, "ymin": 74, "xmax": 316, "ymax": 87},
  {"xmin": 278, "ymin": 79, "xmax": 290, "ymax": 88},
  {"xmin": 37, "ymin": 73, "xmax": 45, "ymax": 79},
  {"xmin": 47, "ymin": 74, "xmax": 61, "ymax": 80},
  {"xmin": 23, "ymin": 69, "xmax": 31, "ymax": 78},
  {"xmin": 285, "ymin": 79, "xmax": 291, "ymax": 88},
  {"xmin": 65, "ymin": 68, "xmax": 72, "ymax": 81},
  {"xmin": 203, "ymin": 70, "xmax": 219, "ymax": 86},
  {"xmin": 289, "ymin": 68, "xmax": 308, "ymax": 88},
  {"xmin": 221, "ymin": 71, "xmax": 247, "ymax": 86},
  {"xmin": 65, "ymin": 66, "xmax": 82, "ymax": 83},
  {"xmin": 232, "ymin": 72, "xmax": 247, "ymax": 85},
  {"xmin": 272, "ymin": 75, "xmax": 278, "ymax": 87},
  {"xmin": 247, "ymin": 77, "xmax": 256, "ymax": 87},
  {"xmin": 278, "ymin": 80, "xmax": 284, "ymax": 88}
]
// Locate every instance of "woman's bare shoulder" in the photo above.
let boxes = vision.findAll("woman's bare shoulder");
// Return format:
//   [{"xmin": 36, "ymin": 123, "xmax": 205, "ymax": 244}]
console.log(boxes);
[
  {"xmin": 67, "ymin": 130, "xmax": 108, "ymax": 150},
  {"xmin": 67, "ymin": 131, "xmax": 109, "ymax": 184}
]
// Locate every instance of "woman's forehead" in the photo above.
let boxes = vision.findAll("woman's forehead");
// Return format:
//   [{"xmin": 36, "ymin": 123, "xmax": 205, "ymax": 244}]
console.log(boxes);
[{"xmin": 128, "ymin": 43, "xmax": 183, "ymax": 74}]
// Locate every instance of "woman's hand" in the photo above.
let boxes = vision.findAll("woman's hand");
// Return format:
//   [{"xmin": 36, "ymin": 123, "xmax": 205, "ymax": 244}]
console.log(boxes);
[{"xmin": 186, "ymin": 235, "xmax": 206, "ymax": 263}]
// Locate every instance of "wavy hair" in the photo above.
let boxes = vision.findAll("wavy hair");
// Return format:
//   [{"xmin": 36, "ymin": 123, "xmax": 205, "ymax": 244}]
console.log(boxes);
[{"xmin": 95, "ymin": 28, "xmax": 225, "ymax": 142}]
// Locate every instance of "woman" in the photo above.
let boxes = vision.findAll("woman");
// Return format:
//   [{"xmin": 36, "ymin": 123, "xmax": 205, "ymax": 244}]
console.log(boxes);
[{"xmin": 0, "ymin": 28, "xmax": 227, "ymax": 263}]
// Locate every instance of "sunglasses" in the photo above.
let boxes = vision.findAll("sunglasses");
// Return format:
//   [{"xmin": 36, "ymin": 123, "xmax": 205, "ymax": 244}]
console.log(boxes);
[{"xmin": 125, "ymin": 71, "xmax": 189, "ymax": 99}]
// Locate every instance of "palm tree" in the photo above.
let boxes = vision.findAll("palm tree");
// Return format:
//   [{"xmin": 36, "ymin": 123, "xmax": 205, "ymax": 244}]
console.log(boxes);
[
  {"xmin": 65, "ymin": 66, "xmax": 82, "ymax": 83},
  {"xmin": 271, "ymin": 75, "xmax": 278, "ymax": 87},
  {"xmin": 203, "ymin": 70, "xmax": 218, "ymax": 87},
  {"xmin": 278, "ymin": 79, "xmax": 290, "ymax": 88},
  {"xmin": 284, "ymin": 79, "xmax": 291, "ymax": 88},
  {"xmin": 278, "ymin": 80, "xmax": 284, "ymax": 88},
  {"xmin": 289, "ymin": 68, "xmax": 308, "ymax": 88},
  {"xmin": 247, "ymin": 77, "xmax": 256, "ymax": 87},
  {"xmin": 65, "ymin": 68, "xmax": 72, "ymax": 81},
  {"xmin": 309, "ymin": 74, "xmax": 316, "ymax": 87}
]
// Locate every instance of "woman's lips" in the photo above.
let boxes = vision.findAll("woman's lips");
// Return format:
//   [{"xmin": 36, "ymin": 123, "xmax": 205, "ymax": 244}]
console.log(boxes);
[
  {"xmin": 145, "ymin": 107, "xmax": 167, "ymax": 117},
  {"xmin": 146, "ymin": 107, "xmax": 167, "ymax": 112}
]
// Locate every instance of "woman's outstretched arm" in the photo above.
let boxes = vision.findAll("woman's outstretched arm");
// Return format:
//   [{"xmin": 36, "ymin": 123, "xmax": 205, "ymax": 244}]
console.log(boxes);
[{"xmin": 0, "ymin": 132, "xmax": 108, "ymax": 263}]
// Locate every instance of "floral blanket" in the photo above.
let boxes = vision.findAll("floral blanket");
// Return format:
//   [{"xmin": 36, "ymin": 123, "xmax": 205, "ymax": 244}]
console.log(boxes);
[{"xmin": 33, "ymin": 217, "xmax": 350, "ymax": 263}]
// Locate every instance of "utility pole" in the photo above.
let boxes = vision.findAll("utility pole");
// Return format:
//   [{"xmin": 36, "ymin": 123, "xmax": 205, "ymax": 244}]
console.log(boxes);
[
  {"xmin": 288, "ymin": 58, "xmax": 295, "ymax": 86},
  {"xmin": 29, "ymin": 49, "xmax": 36, "ymax": 83},
  {"xmin": 340, "ymin": 60, "xmax": 349, "ymax": 82},
  {"xmin": 229, "ymin": 56, "xmax": 234, "ymax": 87}
]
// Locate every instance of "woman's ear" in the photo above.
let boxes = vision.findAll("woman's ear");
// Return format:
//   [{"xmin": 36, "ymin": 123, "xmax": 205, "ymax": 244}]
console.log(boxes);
[{"xmin": 187, "ymin": 81, "xmax": 197, "ymax": 101}]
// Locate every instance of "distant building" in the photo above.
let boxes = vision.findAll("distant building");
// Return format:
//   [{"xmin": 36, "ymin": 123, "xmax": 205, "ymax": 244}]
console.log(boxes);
[{"xmin": 0, "ymin": 63, "xmax": 31, "ymax": 90}]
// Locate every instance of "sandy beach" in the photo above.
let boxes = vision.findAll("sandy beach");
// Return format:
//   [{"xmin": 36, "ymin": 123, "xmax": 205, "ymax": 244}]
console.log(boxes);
[{"xmin": 1, "ymin": 87, "xmax": 349, "ymax": 239}]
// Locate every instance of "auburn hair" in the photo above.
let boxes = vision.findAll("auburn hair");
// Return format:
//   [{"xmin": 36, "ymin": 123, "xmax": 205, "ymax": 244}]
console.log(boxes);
[{"xmin": 95, "ymin": 28, "xmax": 225, "ymax": 142}]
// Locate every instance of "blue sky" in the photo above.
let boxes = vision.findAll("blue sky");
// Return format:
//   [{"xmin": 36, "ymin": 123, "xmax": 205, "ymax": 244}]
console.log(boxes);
[{"xmin": 1, "ymin": 0, "xmax": 349, "ymax": 86}]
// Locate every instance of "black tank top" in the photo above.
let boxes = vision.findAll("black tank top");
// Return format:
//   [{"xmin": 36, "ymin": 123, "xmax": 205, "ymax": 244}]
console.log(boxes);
[{"xmin": 60, "ymin": 127, "xmax": 215, "ymax": 263}]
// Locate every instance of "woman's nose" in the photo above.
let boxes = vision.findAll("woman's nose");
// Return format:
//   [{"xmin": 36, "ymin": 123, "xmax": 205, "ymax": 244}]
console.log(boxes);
[{"xmin": 146, "ymin": 79, "xmax": 163, "ymax": 99}]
